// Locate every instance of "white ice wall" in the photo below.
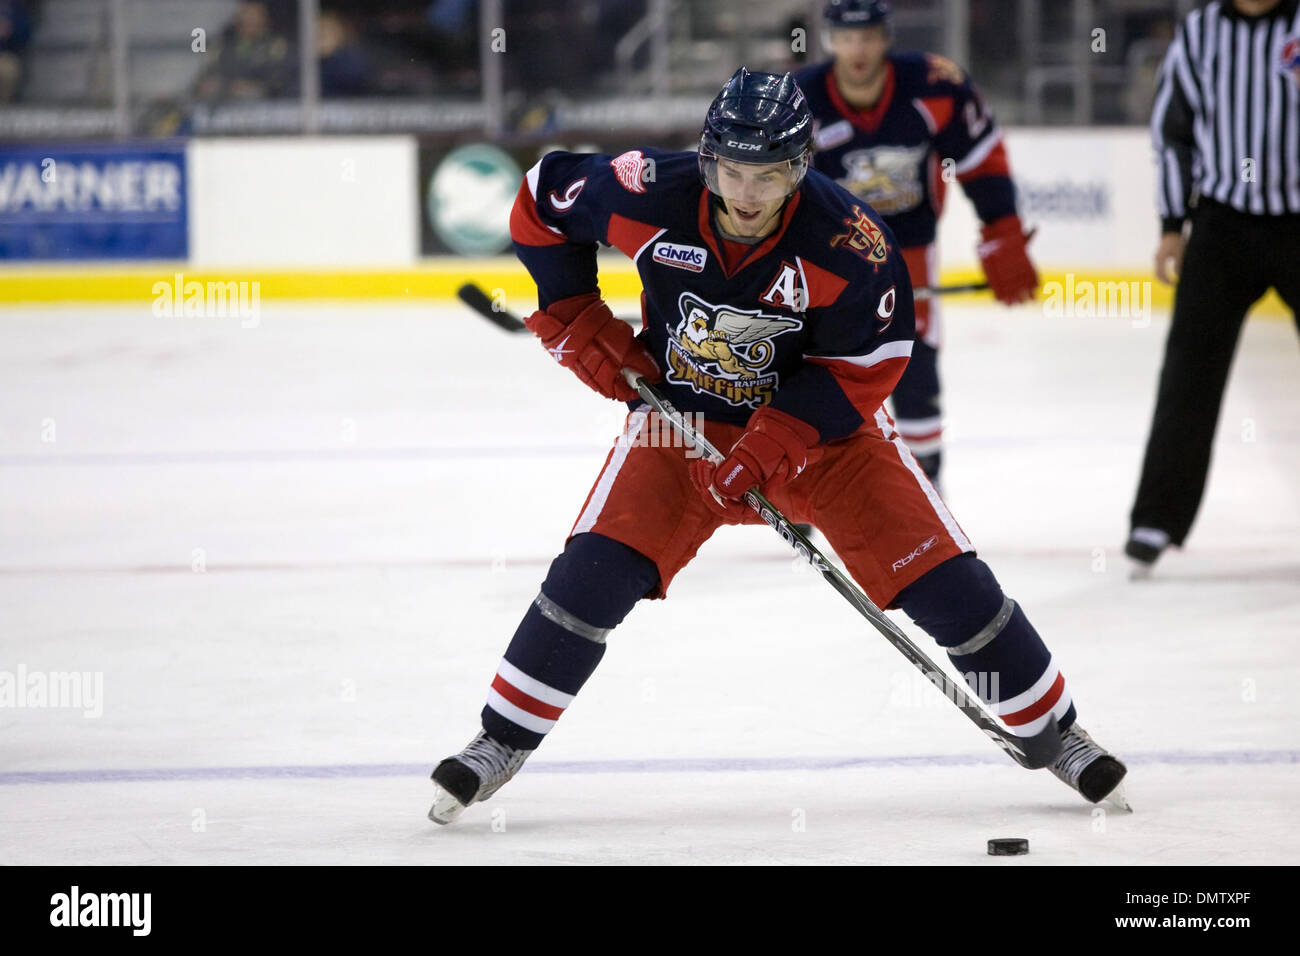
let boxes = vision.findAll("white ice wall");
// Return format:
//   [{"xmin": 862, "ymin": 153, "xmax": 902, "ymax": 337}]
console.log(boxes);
[
  {"xmin": 188, "ymin": 137, "xmax": 418, "ymax": 268},
  {"xmin": 183, "ymin": 130, "xmax": 1160, "ymax": 273},
  {"xmin": 939, "ymin": 128, "xmax": 1160, "ymax": 272}
]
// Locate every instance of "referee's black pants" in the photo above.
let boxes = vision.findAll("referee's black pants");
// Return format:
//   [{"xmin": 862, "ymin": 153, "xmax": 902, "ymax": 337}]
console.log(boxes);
[{"xmin": 1130, "ymin": 200, "xmax": 1300, "ymax": 546}]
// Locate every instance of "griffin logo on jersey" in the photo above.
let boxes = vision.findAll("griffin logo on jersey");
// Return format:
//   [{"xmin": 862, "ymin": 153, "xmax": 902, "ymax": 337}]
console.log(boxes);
[
  {"xmin": 838, "ymin": 145, "xmax": 927, "ymax": 215},
  {"xmin": 666, "ymin": 292, "xmax": 801, "ymax": 408},
  {"xmin": 830, "ymin": 205, "xmax": 890, "ymax": 266}
]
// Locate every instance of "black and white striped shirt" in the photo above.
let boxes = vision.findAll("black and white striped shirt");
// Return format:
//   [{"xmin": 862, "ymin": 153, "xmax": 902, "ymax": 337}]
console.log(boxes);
[{"xmin": 1152, "ymin": 0, "xmax": 1300, "ymax": 230}]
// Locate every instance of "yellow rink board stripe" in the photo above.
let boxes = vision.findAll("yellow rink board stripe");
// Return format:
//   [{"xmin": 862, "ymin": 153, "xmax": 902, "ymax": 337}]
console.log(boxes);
[{"xmin": 0, "ymin": 260, "xmax": 1289, "ymax": 317}]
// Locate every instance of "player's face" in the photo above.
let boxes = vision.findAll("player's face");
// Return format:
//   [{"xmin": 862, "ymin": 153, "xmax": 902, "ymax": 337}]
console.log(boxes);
[
  {"xmin": 712, "ymin": 158, "xmax": 797, "ymax": 237},
  {"xmin": 1232, "ymin": 0, "xmax": 1282, "ymax": 13},
  {"xmin": 828, "ymin": 25, "xmax": 890, "ymax": 89}
]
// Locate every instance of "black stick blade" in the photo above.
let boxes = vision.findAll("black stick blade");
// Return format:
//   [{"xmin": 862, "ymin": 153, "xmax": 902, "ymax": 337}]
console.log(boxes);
[{"xmin": 456, "ymin": 283, "xmax": 528, "ymax": 333}]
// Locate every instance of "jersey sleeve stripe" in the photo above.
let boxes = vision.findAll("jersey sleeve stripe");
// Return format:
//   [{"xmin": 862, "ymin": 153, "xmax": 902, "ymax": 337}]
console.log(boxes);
[
  {"xmin": 912, "ymin": 97, "xmax": 939, "ymax": 135},
  {"xmin": 607, "ymin": 214, "xmax": 666, "ymax": 261},
  {"xmin": 953, "ymin": 129, "xmax": 1007, "ymax": 177},
  {"xmin": 802, "ymin": 354, "xmax": 911, "ymax": 437},
  {"xmin": 509, "ymin": 178, "xmax": 566, "ymax": 247},
  {"xmin": 805, "ymin": 338, "xmax": 914, "ymax": 369},
  {"xmin": 632, "ymin": 227, "xmax": 669, "ymax": 265}
]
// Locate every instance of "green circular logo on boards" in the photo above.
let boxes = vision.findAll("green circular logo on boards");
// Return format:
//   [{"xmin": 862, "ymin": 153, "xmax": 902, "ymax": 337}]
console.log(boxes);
[{"xmin": 427, "ymin": 144, "xmax": 523, "ymax": 255}]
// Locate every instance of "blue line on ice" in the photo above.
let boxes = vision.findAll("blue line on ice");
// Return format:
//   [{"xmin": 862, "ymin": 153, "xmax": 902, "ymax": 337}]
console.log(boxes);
[
  {"xmin": 0, "ymin": 446, "xmax": 605, "ymax": 467},
  {"xmin": 2, "ymin": 750, "xmax": 1297, "ymax": 785},
  {"xmin": 4, "ymin": 433, "xmax": 1297, "ymax": 468}
]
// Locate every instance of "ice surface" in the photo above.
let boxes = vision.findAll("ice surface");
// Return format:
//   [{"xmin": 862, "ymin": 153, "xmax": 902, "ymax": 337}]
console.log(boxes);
[{"xmin": 0, "ymin": 299, "xmax": 1296, "ymax": 865}]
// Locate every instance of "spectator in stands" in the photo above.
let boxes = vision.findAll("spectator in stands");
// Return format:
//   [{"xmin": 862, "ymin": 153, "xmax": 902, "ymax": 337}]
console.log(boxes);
[
  {"xmin": 0, "ymin": 0, "xmax": 32, "ymax": 102},
  {"xmin": 1124, "ymin": 17, "xmax": 1175, "ymax": 124},
  {"xmin": 195, "ymin": 0, "xmax": 295, "ymax": 101},
  {"xmin": 319, "ymin": 10, "xmax": 370, "ymax": 97}
]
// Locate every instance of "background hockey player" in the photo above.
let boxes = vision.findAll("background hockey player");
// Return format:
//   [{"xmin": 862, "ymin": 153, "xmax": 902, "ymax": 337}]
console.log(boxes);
[
  {"xmin": 428, "ymin": 69, "xmax": 1125, "ymax": 825},
  {"xmin": 795, "ymin": 0, "xmax": 1039, "ymax": 486}
]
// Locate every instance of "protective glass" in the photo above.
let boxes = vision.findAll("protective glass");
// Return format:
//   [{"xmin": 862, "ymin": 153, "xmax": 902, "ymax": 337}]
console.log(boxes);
[{"xmin": 699, "ymin": 149, "xmax": 810, "ymax": 204}]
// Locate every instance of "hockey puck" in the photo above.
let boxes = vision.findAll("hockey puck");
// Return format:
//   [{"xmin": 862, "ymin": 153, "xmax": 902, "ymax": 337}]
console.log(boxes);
[{"xmin": 987, "ymin": 838, "xmax": 1029, "ymax": 856}]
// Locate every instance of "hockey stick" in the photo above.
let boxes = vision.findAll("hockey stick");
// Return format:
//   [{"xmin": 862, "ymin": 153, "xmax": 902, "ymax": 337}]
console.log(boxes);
[
  {"xmin": 457, "ymin": 283, "xmax": 527, "ymax": 333},
  {"xmin": 456, "ymin": 282, "xmax": 1062, "ymax": 771},
  {"xmin": 457, "ymin": 281, "xmax": 989, "ymax": 335},
  {"xmin": 617, "ymin": 369, "xmax": 1060, "ymax": 771},
  {"xmin": 913, "ymin": 281, "xmax": 989, "ymax": 300}
]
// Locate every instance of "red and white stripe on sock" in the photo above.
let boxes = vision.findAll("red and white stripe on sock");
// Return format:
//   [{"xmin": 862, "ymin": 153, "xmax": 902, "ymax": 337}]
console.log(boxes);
[
  {"xmin": 485, "ymin": 659, "xmax": 575, "ymax": 736},
  {"xmin": 992, "ymin": 657, "xmax": 1073, "ymax": 737},
  {"xmin": 895, "ymin": 415, "xmax": 943, "ymax": 457}
]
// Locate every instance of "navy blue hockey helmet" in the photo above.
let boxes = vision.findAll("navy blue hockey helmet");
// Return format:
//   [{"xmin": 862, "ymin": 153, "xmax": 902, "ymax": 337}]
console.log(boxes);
[
  {"xmin": 698, "ymin": 68, "xmax": 813, "ymax": 201},
  {"xmin": 823, "ymin": 0, "xmax": 892, "ymax": 30}
]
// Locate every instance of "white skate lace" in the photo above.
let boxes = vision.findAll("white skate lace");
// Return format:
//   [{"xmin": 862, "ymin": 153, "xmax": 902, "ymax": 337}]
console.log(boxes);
[
  {"xmin": 455, "ymin": 731, "xmax": 532, "ymax": 801},
  {"xmin": 1051, "ymin": 725, "xmax": 1104, "ymax": 786}
]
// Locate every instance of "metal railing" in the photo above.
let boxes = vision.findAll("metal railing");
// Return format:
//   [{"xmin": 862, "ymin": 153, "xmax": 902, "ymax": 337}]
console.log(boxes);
[{"xmin": 0, "ymin": 0, "xmax": 1187, "ymax": 141}]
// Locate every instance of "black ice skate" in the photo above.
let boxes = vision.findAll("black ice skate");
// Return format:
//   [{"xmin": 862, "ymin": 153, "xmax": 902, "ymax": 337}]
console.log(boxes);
[
  {"xmin": 1125, "ymin": 527, "xmax": 1170, "ymax": 579},
  {"xmin": 1049, "ymin": 723, "xmax": 1130, "ymax": 810},
  {"xmin": 428, "ymin": 730, "xmax": 532, "ymax": 825}
]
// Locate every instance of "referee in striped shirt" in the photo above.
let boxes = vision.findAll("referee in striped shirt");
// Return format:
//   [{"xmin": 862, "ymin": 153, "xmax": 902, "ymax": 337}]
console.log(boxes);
[{"xmin": 1127, "ymin": 0, "xmax": 1300, "ymax": 572}]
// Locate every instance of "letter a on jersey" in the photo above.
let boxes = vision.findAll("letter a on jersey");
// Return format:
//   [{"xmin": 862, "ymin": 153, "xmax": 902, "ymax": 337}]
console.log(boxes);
[{"xmin": 760, "ymin": 261, "xmax": 807, "ymax": 313}]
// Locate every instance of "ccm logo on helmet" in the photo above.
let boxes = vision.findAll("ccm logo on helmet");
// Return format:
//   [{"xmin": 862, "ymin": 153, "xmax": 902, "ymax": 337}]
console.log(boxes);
[{"xmin": 726, "ymin": 141, "xmax": 763, "ymax": 150}]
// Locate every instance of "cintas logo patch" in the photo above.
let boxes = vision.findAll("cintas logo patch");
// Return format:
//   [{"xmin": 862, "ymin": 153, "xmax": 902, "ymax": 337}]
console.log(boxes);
[{"xmin": 652, "ymin": 241, "xmax": 708, "ymax": 273}]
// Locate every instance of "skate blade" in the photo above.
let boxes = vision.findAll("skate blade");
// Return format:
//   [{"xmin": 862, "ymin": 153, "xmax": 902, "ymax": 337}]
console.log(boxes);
[
  {"xmin": 1103, "ymin": 783, "xmax": 1133, "ymax": 813},
  {"xmin": 428, "ymin": 784, "xmax": 469, "ymax": 825},
  {"xmin": 1127, "ymin": 562, "xmax": 1154, "ymax": 581}
]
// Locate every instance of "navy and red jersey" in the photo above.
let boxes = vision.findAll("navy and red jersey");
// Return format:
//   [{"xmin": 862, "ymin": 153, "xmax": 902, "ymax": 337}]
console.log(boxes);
[
  {"xmin": 509, "ymin": 147, "xmax": 915, "ymax": 443},
  {"xmin": 794, "ymin": 52, "xmax": 1017, "ymax": 248}
]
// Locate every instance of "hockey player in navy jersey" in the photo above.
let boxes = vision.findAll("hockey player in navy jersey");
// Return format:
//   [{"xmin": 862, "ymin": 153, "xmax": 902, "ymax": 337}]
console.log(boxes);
[
  {"xmin": 795, "ymin": 0, "xmax": 1039, "ymax": 485},
  {"xmin": 428, "ymin": 69, "xmax": 1123, "ymax": 824}
]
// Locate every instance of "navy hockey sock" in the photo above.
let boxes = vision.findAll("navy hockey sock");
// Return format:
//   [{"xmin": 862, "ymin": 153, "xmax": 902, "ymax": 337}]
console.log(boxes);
[
  {"xmin": 894, "ymin": 554, "xmax": 1077, "ymax": 736},
  {"xmin": 481, "ymin": 533, "xmax": 659, "ymax": 750}
]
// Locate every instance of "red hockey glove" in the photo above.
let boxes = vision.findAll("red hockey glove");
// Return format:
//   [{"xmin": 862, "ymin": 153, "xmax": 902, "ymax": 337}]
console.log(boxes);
[
  {"xmin": 977, "ymin": 215, "xmax": 1039, "ymax": 305},
  {"xmin": 689, "ymin": 407, "xmax": 822, "ymax": 523},
  {"xmin": 524, "ymin": 293, "xmax": 661, "ymax": 402}
]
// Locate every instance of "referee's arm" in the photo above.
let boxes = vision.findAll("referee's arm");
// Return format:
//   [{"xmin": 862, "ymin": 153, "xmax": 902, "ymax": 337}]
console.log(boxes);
[{"xmin": 1150, "ymin": 26, "xmax": 1199, "ymax": 283}]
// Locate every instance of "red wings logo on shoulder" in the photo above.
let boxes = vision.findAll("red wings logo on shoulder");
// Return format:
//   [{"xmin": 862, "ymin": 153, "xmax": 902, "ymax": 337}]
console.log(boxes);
[
  {"xmin": 829, "ymin": 206, "xmax": 890, "ymax": 267},
  {"xmin": 610, "ymin": 150, "xmax": 648, "ymax": 195}
]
